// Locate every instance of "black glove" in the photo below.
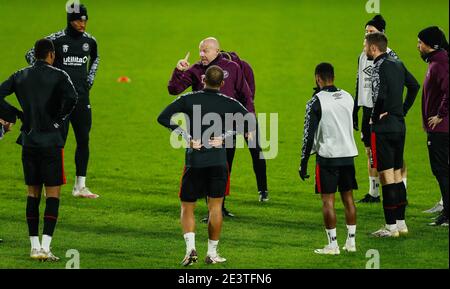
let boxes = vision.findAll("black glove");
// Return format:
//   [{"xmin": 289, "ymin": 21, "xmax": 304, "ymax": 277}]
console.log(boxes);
[{"xmin": 299, "ymin": 162, "xmax": 310, "ymax": 181}]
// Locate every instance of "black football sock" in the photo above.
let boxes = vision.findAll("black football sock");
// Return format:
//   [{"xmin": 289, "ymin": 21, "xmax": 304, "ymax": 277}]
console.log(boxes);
[
  {"xmin": 382, "ymin": 184, "xmax": 398, "ymax": 225},
  {"xmin": 396, "ymin": 182, "xmax": 407, "ymax": 220},
  {"xmin": 43, "ymin": 197, "xmax": 60, "ymax": 237},
  {"xmin": 26, "ymin": 196, "xmax": 41, "ymax": 236}
]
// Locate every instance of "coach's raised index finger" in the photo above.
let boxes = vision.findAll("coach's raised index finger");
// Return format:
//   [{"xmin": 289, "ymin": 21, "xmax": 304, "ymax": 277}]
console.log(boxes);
[{"xmin": 184, "ymin": 52, "xmax": 190, "ymax": 62}]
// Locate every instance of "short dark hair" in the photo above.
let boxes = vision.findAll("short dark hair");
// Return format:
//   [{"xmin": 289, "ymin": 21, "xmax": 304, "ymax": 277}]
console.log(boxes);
[
  {"xmin": 315, "ymin": 63, "xmax": 334, "ymax": 82},
  {"xmin": 365, "ymin": 32, "xmax": 388, "ymax": 53},
  {"xmin": 34, "ymin": 39, "xmax": 55, "ymax": 60},
  {"xmin": 204, "ymin": 65, "xmax": 224, "ymax": 87}
]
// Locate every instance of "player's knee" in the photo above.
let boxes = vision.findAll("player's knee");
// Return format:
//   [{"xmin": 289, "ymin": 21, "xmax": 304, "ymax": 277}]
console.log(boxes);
[
  {"xmin": 74, "ymin": 130, "xmax": 90, "ymax": 145},
  {"xmin": 209, "ymin": 204, "xmax": 222, "ymax": 215},
  {"xmin": 27, "ymin": 186, "xmax": 41, "ymax": 198},
  {"xmin": 379, "ymin": 170, "xmax": 395, "ymax": 185},
  {"xmin": 322, "ymin": 198, "xmax": 334, "ymax": 209},
  {"xmin": 394, "ymin": 169, "xmax": 403, "ymax": 183},
  {"xmin": 181, "ymin": 203, "xmax": 195, "ymax": 214},
  {"xmin": 207, "ymin": 197, "xmax": 222, "ymax": 211},
  {"xmin": 75, "ymin": 139, "xmax": 89, "ymax": 151},
  {"xmin": 342, "ymin": 195, "xmax": 355, "ymax": 209}
]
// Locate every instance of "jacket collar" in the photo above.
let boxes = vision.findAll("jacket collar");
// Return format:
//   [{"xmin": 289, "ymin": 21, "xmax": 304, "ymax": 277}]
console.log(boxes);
[{"xmin": 374, "ymin": 52, "xmax": 388, "ymax": 63}]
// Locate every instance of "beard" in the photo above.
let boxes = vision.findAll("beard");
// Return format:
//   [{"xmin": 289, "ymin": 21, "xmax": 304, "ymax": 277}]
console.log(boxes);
[
  {"xmin": 366, "ymin": 52, "xmax": 374, "ymax": 60},
  {"xmin": 420, "ymin": 50, "xmax": 430, "ymax": 62}
]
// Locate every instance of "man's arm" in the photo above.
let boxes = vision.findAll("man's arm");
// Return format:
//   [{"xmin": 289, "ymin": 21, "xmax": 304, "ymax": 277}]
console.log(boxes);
[
  {"xmin": 299, "ymin": 95, "xmax": 321, "ymax": 180},
  {"xmin": 371, "ymin": 63, "xmax": 388, "ymax": 124},
  {"xmin": 241, "ymin": 60, "xmax": 256, "ymax": 98},
  {"xmin": 0, "ymin": 74, "xmax": 17, "ymax": 112},
  {"xmin": 0, "ymin": 74, "xmax": 22, "ymax": 123},
  {"xmin": 87, "ymin": 39, "xmax": 100, "ymax": 89},
  {"xmin": 168, "ymin": 68, "xmax": 195, "ymax": 95},
  {"xmin": 231, "ymin": 97, "xmax": 257, "ymax": 136},
  {"xmin": 353, "ymin": 56, "xmax": 360, "ymax": 130},
  {"xmin": 235, "ymin": 64, "xmax": 255, "ymax": 113},
  {"xmin": 25, "ymin": 47, "xmax": 36, "ymax": 65},
  {"xmin": 25, "ymin": 31, "xmax": 64, "ymax": 65},
  {"xmin": 402, "ymin": 64, "xmax": 420, "ymax": 116},
  {"xmin": 388, "ymin": 49, "xmax": 399, "ymax": 59},
  {"xmin": 168, "ymin": 53, "xmax": 194, "ymax": 95},
  {"xmin": 157, "ymin": 95, "xmax": 191, "ymax": 141},
  {"xmin": 437, "ymin": 65, "xmax": 449, "ymax": 119},
  {"xmin": 54, "ymin": 71, "xmax": 78, "ymax": 128}
]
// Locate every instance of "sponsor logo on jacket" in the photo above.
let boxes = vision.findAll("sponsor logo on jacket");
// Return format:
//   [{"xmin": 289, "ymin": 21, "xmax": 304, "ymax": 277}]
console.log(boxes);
[{"xmin": 63, "ymin": 56, "xmax": 88, "ymax": 66}]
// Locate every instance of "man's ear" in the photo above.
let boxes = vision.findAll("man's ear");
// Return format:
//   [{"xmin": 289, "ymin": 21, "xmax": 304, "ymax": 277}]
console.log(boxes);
[
  {"xmin": 220, "ymin": 80, "xmax": 225, "ymax": 88},
  {"xmin": 315, "ymin": 75, "xmax": 320, "ymax": 85}
]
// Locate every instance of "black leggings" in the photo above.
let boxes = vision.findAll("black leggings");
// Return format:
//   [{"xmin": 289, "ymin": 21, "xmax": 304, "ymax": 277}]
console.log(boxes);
[
  {"xmin": 226, "ymin": 130, "xmax": 268, "ymax": 193},
  {"xmin": 63, "ymin": 100, "xmax": 92, "ymax": 177},
  {"xmin": 427, "ymin": 133, "xmax": 449, "ymax": 217}
]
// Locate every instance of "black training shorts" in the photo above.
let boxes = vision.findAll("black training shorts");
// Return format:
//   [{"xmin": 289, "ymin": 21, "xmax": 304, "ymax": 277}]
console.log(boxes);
[
  {"xmin": 315, "ymin": 164, "xmax": 358, "ymax": 194},
  {"xmin": 179, "ymin": 165, "xmax": 228, "ymax": 202},
  {"xmin": 22, "ymin": 146, "xmax": 66, "ymax": 186},
  {"xmin": 370, "ymin": 132, "xmax": 405, "ymax": 172}
]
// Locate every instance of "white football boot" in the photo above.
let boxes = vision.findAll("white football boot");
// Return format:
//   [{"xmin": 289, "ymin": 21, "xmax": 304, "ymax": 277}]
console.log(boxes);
[
  {"xmin": 72, "ymin": 187, "xmax": 99, "ymax": 199},
  {"xmin": 397, "ymin": 224, "xmax": 409, "ymax": 236},
  {"xmin": 30, "ymin": 248, "xmax": 45, "ymax": 260},
  {"xmin": 205, "ymin": 254, "xmax": 227, "ymax": 264},
  {"xmin": 423, "ymin": 202, "xmax": 444, "ymax": 214},
  {"xmin": 40, "ymin": 249, "xmax": 60, "ymax": 262},
  {"xmin": 342, "ymin": 241, "xmax": 357, "ymax": 252},
  {"xmin": 314, "ymin": 244, "xmax": 340, "ymax": 255},
  {"xmin": 372, "ymin": 226, "xmax": 400, "ymax": 238},
  {"xmin": 181, "ymin": 249, "xmax": 198, "ymax": 266}
]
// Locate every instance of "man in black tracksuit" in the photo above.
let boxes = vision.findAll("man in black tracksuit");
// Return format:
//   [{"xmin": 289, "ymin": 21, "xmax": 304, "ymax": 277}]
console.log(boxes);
[
  {"xmin": 158, "ymin": 65, "xmax": 256, "ymax": 266},
  {"xmin": 1, "ymin": 39, "xmax": 78, "ymax": 261},
  {"xmin": 364, "ymin": 33, "xmax": 420, "ymax": 238},
  {"xmin": 25, "ymin": 4, "xmax": 100, "ymax": 198}
]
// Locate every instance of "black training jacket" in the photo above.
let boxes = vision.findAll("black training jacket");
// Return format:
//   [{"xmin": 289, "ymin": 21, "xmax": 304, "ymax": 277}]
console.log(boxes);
[
  {"xmin": 0, "ymin": 60, "xmax": 78, "ymax": 147},
  {"xmin": 371, "ymin": 53, "xmax": 420, "ymax": 133},
  {"xmin": 25, "ymin": 27, "xmax": 99, "ymax": 100}
]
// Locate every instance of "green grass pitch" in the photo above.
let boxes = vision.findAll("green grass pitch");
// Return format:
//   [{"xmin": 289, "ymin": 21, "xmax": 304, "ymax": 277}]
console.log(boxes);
[{"xmin": 0, "ymin": 0, "xmax": 448, "ymax": 269}]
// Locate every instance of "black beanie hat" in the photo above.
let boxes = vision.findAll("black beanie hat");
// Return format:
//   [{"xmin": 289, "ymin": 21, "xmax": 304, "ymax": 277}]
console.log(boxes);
[
  {"xmin": 418, "ymin": 26, "xmax": 447, "ymax": 50},
  {"xmin": 67, "ymin": 4, "xmax": 88, "ymax": 22},
  {"xmin": 366, "ymin": 15, "xmax": 386, "ymax": 32}
]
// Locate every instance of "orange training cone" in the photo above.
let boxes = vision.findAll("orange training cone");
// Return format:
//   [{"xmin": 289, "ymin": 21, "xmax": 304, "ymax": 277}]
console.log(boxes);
[{"xmin": 117, "ymin": 76, "xmax": 131, "ymax": 83}]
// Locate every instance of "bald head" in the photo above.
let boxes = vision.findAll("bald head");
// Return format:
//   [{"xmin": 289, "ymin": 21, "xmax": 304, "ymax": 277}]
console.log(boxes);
[
  {"xmin": 200, "ymin": 37, "xmax": 220, "ymax": 50},
  {"xmin": 199, "ymin": 37, "xmax": 221, "ymax": 66}
]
